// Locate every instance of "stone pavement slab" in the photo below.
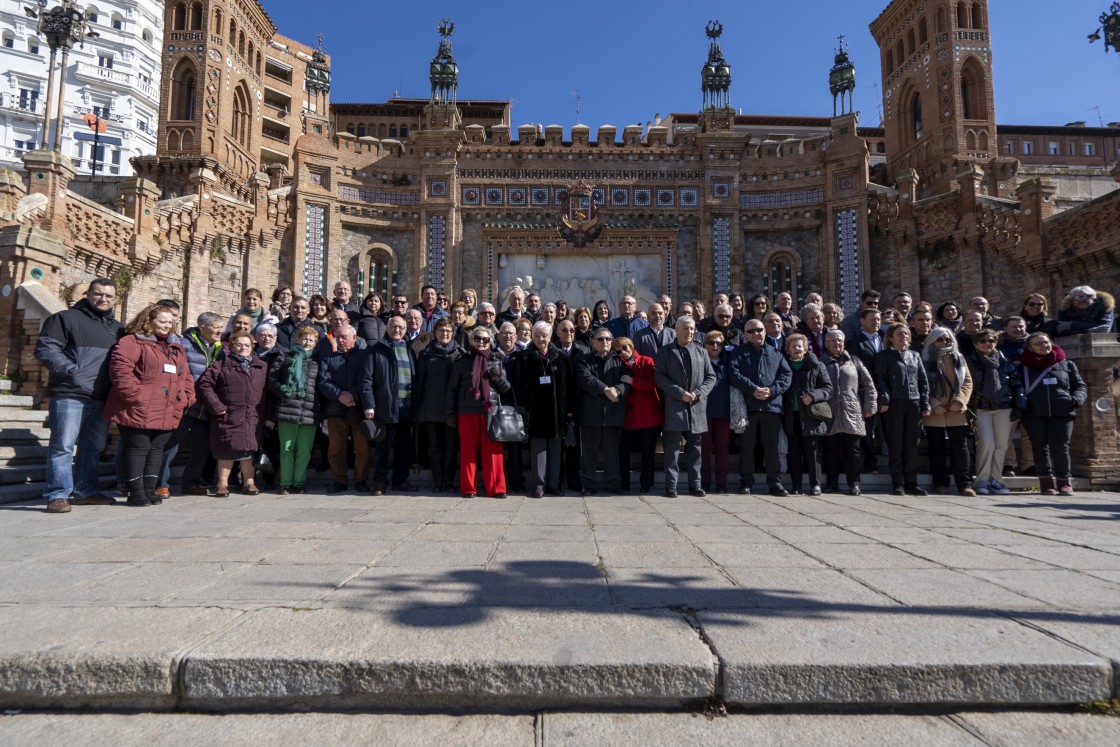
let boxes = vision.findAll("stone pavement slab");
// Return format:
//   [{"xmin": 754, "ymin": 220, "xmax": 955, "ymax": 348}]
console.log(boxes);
[
  {"xmin": 1, "ymin": 489, "xmax": 1119, "ymax": 711},
  {"xmin": 698, "ymin": 609, "xmax": 1112, "ymax": 706},
  {"xmin": 180, "ymin": 607, "xmax": 716, "ymax": 709}
]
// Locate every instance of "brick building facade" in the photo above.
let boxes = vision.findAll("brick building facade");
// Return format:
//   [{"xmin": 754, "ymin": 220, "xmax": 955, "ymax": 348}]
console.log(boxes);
[{"xmin": 0, "ymin": 0, "xmax": 1118, "ymax": 481}]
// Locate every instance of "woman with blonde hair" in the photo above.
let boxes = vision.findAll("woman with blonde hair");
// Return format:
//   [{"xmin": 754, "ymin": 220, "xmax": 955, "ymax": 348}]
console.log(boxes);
[{"xmin": 921, "ymin": 327, "xmax": 975, "ymax": 496}]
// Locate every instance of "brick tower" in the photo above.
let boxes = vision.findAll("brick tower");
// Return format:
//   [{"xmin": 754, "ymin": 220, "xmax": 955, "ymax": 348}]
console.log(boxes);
[{"xmin": 870, "ymin": 0, "xmax": 1010, "ymax": 198}]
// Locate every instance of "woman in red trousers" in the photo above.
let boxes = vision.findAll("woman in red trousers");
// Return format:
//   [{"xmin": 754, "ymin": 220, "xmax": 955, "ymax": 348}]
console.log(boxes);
[{"xmin": 445, "ymin": 327, "xmax": 513, "ymax": 498}]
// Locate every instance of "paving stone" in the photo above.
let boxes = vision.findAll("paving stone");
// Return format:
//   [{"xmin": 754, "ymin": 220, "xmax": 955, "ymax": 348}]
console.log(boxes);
[
  {"xmin": 544, "ymin": 712, "xmax": 980, "ymax": 746},
  {"xmin": 0, "ymin": 536, "xmax": 114, "ymax": 563},
  {"xmin": 675, "ymin": 525, "xmax": 781, "ymax": 544},
  {"xmin": 721, "ymin": 568, "xmax": 899, "ymax": 608},
  {"xmin": 375, "ymin": 540, "xmax": 498, "ymax": 567},
  {"xmin": 844, "ymin": 568, "xmax": 1053, "ymax": 609},
  {"xmin": 990, "ymin": 544, "xmax": 1120, "ymax": 571},
  {"xmin": 847, "ymin": 526, "xmax": 969, "ymax": 544},
  {"xmin": 606, "ymin": 567, "xmax": 743, "ymax": 608},
  {"xmin": 466, "ymin": 561, "xmax": 612, "ymax": 608},
  {"xmin": 259, "ymin": 539, "xmax": 398, "ymax": 565},
  {"xmin": 698, "ymin": 609, "xmax": 1111, "ymax": 706},
  {"xmin": 164, "ymin": 537, "xmax": 304, "ymax": 563},
  {"xmin": 492, "ymin": 541, "xmax": 600, "ymax": 564},
  {"xmin": 694, "ymin": 543, "xmax": 827, "ymax": 569},
  {"xmin": 43, "ymin": 537, "xmax": 209, "ymax": 563},
  {"xmin": 0, "ymin": 562, "xmax": 133, "ymax": 603},
  {"xmin": 795, "ymin": 542, "xmax": 940, "ymax": 569},
  {"xmin": 967, "ymin": 570, "xmax": 1120, "ymax": 611},
  {"xmin": 312, "ymin": 522, "xmax": 423, "ymax": 540},
  {"xmin": 176, "ymin": 563, "xmax": 364, "ymax": 604},
  {"xmin": 224, "ymin": 521, "xmax": 343, "ymax": 538},
  {"xmin": 585, "ymin": 511, "xmax": 669, "ymax": 526},
  {"xmin": 758, "ymin": 526, "xmax": 879, "ymax": 545},
  {"xmin": 411, "ymin": 523, "xmax": 508, "ymax": 541},
  {"xmin": 0, "ymin": 606, "xmax": 244, "ymax": 709},
  {"xmin": 954, "ymin": 711, "xmax": 1120, "ymax": 746},
  {"xmin": 933, "ymin": 528, "xmax": 1067, "ymax": 546},
  {"xmin": 892, "ymin": 543, "xmax": 1057, "ymax": 570},
  {"xmin": 501, "ymin": 524, "xmax": 594, "ymax": 543},
  {"xmin": 58, "ymin": 562, "xmax": 253, "ymax": 603},
  {"xmin": 597, "ymin": 541, "xmax": 711, "ymax": 569},
  {"xmin": 319, "ymin": 566, "xmax": 477, "ymax": 609},
  {"xmin": 181, "ymin": 607, "xmax": 716, "ymax": 708},
  {"xmin": 593, "ymin": 525, "xmax": 682, "ymax": 542},
  {"xmin": 432, "ymin": 511, "xmax": 517, "ymax": 526},
  {"xmin": 0, "ymin": 713, "xmax": 534, "ymax": 747}
]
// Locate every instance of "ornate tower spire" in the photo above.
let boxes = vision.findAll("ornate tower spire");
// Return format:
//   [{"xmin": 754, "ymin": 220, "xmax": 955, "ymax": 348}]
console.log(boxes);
[
  {"xmin": 430, "ymin": 19, "xmax": 459, "ymax": 106},
  {"xmin": 304, "ymin": 34, "xmax": 332, "ymax": 134},
  {"xmin": 829, "ymin": 34, "xmax": 856, "ymax": 117},
  {"xmin": 701, "ymin": 21, "xmax": 731, "ymax": 111}
]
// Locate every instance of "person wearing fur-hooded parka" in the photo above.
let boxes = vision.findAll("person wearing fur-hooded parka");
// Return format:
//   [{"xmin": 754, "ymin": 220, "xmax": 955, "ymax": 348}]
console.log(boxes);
[{"xmin": 1050, "ymin": 285, "xmax": 1114, "ymax": 337}]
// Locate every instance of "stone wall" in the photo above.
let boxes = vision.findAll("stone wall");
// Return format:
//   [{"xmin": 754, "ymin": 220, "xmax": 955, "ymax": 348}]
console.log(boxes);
[{"xmin": 1062, "ymin": 334, "xmax": 1120, "ymax": 489}]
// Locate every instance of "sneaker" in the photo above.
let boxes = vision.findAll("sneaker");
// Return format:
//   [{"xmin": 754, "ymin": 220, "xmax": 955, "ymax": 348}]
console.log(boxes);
[
  {"xmin": 988, "ymin": 480, "xmax": 1010, "ymax": 496},
  {"xmin": 1002, "ymin": 466, "xmax": 1016, "ymax": 477},
  {"xmin": 45, "ymin": 498, "xmax": 72, "ymax": 513},
  {"xmin": 959, "ymin": 486, "xmax": 977, "ymax": 497},
  {"xmin": 905, "ymin": 486, "xmax": 929, "ymax": 497},
  {"xmin": 327, "ymin": 481, "xmax": 349, "ymax": 494},
  {"xmin": 974, "ymin": 481, "xmax": 990, "ymax": 495}
]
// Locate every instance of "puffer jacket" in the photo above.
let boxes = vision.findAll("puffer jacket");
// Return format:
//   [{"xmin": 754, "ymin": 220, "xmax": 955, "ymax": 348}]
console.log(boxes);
[
  {"xmin": 34, "ymin": 298, "xmax": 124, "ymax": 398},
  {"xmin": 966, "ymin": 349, "xmax": 1018, "ymax": 410},
  {"xmin": 196, "ymin": 355, "xmax": 268, "ymax": 453},
  {"xmin": 781, "ymin": 352, "xmax": 833, "ymax": 438},
  {"xmin": 1019, "ymin": 356, "xmax": 1087, "ymax": 419},
  {"xmin": 357, "ymin": 307, "xmax": 387, "ymax": 344},
  {"xmin": 823, "ymin": 351, "xmax": 877, "ymax": 437},
  {"xmin": 413, "ymin": 342, "xmax": 461, "ymax": 424},
  {"xmin": 728, "ymin": 343, "xmax": 792, "ymax": 415},
  {"xmin": 267, "ymin": 349, "xmax": 320, "ymax": 427},
  {"xmin": 1054, "ymin": 291, "xmax": 1115, "ymax": 336},
  {"xmin": 923, "ymin": 351, "xmax": 973, "ymax": 428},
  {"xmin": 875, "ymin": 349, "xmax": 930, "ymax": 411},
  {"xmin": 102, "ymin": 334, "xmax": 195, "ymax": 430}
]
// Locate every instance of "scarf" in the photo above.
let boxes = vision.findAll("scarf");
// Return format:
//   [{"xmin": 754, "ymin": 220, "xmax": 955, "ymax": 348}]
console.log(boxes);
[
  {"xmin": 281, "ymin": 344, "xmax": 313, "ymax": 398},
  {"xmin": 977, "ymin": 350, "xmax": 1002, "ymax": 404},
  {"xmin": 154, "ymin": 333, "xmax": 170, "ymax": 351},
  {"xmin": 470, "ymin": 346, "xmax": 493, "ymax": 410},
  {"xmin": 436, "ymin": 339, "xmax": 457, "ymax": 353},
  {"xmin": 229, "ymin": 352, "xmax": 252, "ymax": 373},
  {"xmin": 1020, "ymin": 345, "xmax": 1066, "ymax": 369}
]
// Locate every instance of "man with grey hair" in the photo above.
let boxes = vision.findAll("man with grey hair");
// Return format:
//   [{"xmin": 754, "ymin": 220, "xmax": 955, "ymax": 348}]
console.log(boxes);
[
  {"xmin": 969, "ymin": 296, "xmax": 1003, "ymax": 331},
  {"xmin": 698, "ymin": 303, "xmax": 742, "ymax": 347},
  {"xmin": 474, "ymin": 302, "xmax": 498, "ymax": 340},
  {"xmin": 656, "ymin": 316, "xmax": 716, "ymax": 497},
  {"xmin": 634, "ymin": 302, "xmax": 675, "ymax": 358},
  {"xmin": 319, "ymin": 324, "xmax": 370, "ymax": 493},
  {"xmin": 606, "ymin": 295, "xmax": 649, "ymax": 340},
  {"xmin": 178, "ymin": 309, "xmax": 225, "ymax": 495},
  {"xmin": 499, "ymin": 288, "xmax": 527, "ymax": 326}
]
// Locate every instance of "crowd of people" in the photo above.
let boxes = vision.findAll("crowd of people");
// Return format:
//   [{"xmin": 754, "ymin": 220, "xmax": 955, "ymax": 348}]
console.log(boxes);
[{"xmin": 35, "ymin": 277, "xmax": 1114, "ymax": 512}]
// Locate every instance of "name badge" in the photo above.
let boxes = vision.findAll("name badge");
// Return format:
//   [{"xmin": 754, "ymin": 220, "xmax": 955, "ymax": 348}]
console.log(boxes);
[
  {"xmin": 1043, "ymin": 377, "xmax": 1058, "ymax": 386},
  {"xmin": 539, "ymin": 376, "xmax": 552, "ymax": 385},
  {"xmin": 163, "ymin": 363, "xmax": 178, "ymax": 374}
]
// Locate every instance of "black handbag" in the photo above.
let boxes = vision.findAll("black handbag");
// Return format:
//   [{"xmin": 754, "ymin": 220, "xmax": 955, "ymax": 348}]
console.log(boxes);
[{"xmin": 486, "ymin": 390, "xmax": 528, "ymax": 443}]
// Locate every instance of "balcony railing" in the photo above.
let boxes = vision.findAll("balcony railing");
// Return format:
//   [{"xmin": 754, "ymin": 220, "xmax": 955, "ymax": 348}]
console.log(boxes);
[
  {"xmin": 75, "ymin": 62, "xmax": 130, "ymax": 86},
  {"xmin": 0, "ymin": 93, "xmax": 41, "ymax": 116}
]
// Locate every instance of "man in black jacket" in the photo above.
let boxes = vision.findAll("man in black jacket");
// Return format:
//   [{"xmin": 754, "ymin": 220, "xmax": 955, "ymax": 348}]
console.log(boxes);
[
  {"xmin": 575, "ymin": 329, "xmax": 631, "ymax": 495},
  {"xmin": 34, "ymin": 279, "xmax": 123, "ymax": 513},
  {"xmin": 319, "ymin": 326, "xmax": 369, "ymax": 493},
  {"xmin": 362, "ymin": 316, "xmax": 419, "ymax": 495},
  {"xmin": 35, "ymin": 279, "xmax": 123, "ymax": 515}
]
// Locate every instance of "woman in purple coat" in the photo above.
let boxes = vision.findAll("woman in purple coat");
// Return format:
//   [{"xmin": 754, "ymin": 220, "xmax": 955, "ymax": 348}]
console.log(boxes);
[{"xmin": 197, "ymin": 330, "xmax": 268, "ymax": 496}]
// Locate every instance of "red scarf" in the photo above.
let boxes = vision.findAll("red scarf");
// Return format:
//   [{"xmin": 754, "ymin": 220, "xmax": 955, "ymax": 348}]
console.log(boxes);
[
  {"xmin": 1020, "ymin": 344, "xmax": 1066, "ymax": 369},
  {"xmin": 470, "ymin": 346, "xmax": 493, "ymax": 410}
]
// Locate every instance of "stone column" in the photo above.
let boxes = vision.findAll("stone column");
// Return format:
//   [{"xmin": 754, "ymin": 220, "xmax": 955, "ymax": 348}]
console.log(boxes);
[{"xmin": 1060, "ymin": 334, "xmax": 1120, "ymax": 489}]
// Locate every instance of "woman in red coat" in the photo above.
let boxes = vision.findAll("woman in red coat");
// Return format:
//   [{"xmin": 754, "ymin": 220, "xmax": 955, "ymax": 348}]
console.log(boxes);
[
  {"xmin": 197, "ymin": 330, "xmax": 268, "ymax": 496},
  {"xmin": 616, "ymin": 337, "xmax": 662, "ymax": 493},
  {"xmin": 103, "ymin": 304, "xmax": 195, "ymax": 507}
]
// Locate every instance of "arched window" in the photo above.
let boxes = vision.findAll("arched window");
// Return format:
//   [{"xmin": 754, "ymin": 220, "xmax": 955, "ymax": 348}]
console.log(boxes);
[
  {"xmin": 172, "ymin": 3, "xmax": 186, "ymax": 30},
  {"xmin": 141, "ymin": 29, "xmax": 152, "ymax": 44},
  {"xmin": 399, "ymin": 125, "xmax": 408, "ymax": 138},
  {"xmin": 936, "ymin": 8, "xmax": 946, "ymax": 33},
  {"xmin": 256, "ymin": 52, "xmax": 262, "ymax": 76},
  {"xmin": 971, "ymin": 4, "xmax": 982, "ymax": 29},
  {"xmin": 960, "ymin": 58, "xmax": 987, "ymax": 121},
  {"xmin": 169, "ymin": 59, "xmax": 196, "ymax": 120},
  {"xmin": 911, "ymin": 93, "xmax": 923, "ymax": 141},
  {"xmin": 214, "ymin": 9, "xmax": 222, "ymax": 34},
  {"xmin": 238, "ymin": 31, "xmax": 245, "ymax": 58},
  {"xmin": 885, "ymin": 50, "xmax": 894, "ymax": 75},
  {"xmin": 957, "ymin": 3, "xmax": 969, "ymax": 28},
  {"xmin": 378, "ymin": 124, "xmax": 387, "ymax": 137},
  {"xmin": 364, "ymin": 246, "xmax": 395, "ymax": 301},
  {"xmin": 232, "ymin": 85, "xmax": 251, "ymax": 148},
  {"xmin": 978, "ymin": 132, "xmax": 989, "ymax": 150},
  {"xmin": 111, "ymin": 13, "xmax": 123, "ymax": 30},
  {"xmin": 229, "ymin": 19, "xmax": 237, "ymax": 45},
  {"xmin": 907, "ymin": 29, "xmax": 916, "ymax": 56},
  {"xmin": 389, "ymin": 125, "xmax": 397, "ymax": 137},
  {"xmin": 27, "ymin": 36, "xmax": 40, "ymax": 54},
  {"xmin": 919, "ymin": 18, "xmax": 928, "ymax": 44},
  {"xmin": 190, "ymin": 2, "xmax": 202, "ymax": 30},
  {"xmin": 247, "ymin": 42, "xmax": 254, "ymax": 68},
  {"xmin": 895, "ymin": 40, "xmax": 905, "ymax": 64},
  {"xmin": 356, "ymin": 124, "xmax": 366, "ymax": 136},
  {"xmin": 346, "ymin": 124, "xmax": 355, "ymax": 134},
  {"xmin": 763, "ymin": 251, "xmax": 800, "ymax": 298},
  {"xmin": 966, "ymin": 130, "xmax": 977, "ymax": 150}
]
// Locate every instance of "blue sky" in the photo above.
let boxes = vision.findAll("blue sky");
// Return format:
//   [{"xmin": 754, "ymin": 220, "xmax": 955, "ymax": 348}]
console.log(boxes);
[{"xmin": 264, "ymin": 0, "xmax": 1117, "ymax": 128}]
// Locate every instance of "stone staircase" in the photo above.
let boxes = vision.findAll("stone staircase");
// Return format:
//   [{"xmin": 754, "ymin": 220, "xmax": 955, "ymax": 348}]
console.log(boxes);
[{"xmin": 0, "ymin": 380, "xmax": 114, "ymax": 504}]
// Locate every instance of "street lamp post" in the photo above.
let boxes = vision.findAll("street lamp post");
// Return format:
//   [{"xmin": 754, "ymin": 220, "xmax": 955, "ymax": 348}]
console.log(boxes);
[
  {"xmin": 30, "ymin": 0, "xmax": 98, "ymax": 152},
  {"xmin": 1088, "ymin": 2, "xmax": 1120, "ymax": 56}
]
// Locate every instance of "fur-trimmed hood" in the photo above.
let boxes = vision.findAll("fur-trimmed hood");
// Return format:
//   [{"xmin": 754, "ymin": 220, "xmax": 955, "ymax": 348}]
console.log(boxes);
[{"xmin": 1059, "ymin": 290, "xmax": 1114, "ymax": 315}]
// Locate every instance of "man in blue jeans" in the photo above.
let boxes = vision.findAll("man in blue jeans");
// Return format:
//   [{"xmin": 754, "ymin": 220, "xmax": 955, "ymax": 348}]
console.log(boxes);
[{"xmin": 34, "ymin": 279, "xmax": 124, "ymax": 513}]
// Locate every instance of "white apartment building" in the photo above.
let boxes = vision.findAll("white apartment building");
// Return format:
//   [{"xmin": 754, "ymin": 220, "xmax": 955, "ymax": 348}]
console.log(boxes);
[{"xmin": 0, "ymin": 0, "xmax": 162, "ymax": 176}]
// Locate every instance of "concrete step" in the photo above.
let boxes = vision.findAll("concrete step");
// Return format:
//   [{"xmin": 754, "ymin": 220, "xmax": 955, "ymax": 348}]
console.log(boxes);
[
  {"xmin": 0, "ymin": 408, "xmax": 48, "ymax": 424},
  {"xmin": 0, "ymin": 462, "xmax": 115, "ymax": 486},
  {"xmin": 0, "ymin": 394, "xmax": 35, "ymax": 407},
  {"xmin": 0, "ymin": 426, "xmax": 51, "ymax": 443},
  {"xmin": 0, "ymin": 444, "xmax": 48, "ymax": 465},
  {"xmin": 0, "ymin": 474, "xmax": 115, "ymax": 504},
  {"xmin": 0, "ymin": 379, "xmax": 14, "ymax": 392}
]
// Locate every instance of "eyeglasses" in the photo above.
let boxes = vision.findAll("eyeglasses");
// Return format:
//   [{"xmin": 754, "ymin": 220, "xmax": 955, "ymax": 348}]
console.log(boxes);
[
  {"xmin": 745, "ymin": 328, "xmax": 764, "ymax": 334},
  {"xmin": 472, "ymin": 337, "xmax": 491, "ymax": 344},
  {"xmin": 935, "ymin": 337, "xmax": 953, "ymax": 344},
  {"xmin": 393, "ymin": 299, "xmax": 408, "ymax": 305},
  {"xmin": 437, "ymin": 297, "xmax": 448, "ymax": 303},
  {"xmin": 594, "ymin": 336, "xmax": 612, "ymax": 342},
  {"xmin": 705, "ymin": 341, "xmax": 723, "ymax": 347},
  {"xmin": 1073, "ymin": 294, "xmax": 1092, "ymax": 301},
  {"xmin": 717, "ymin": 314, "xmax": 732, "ymax": 320},
  {"xmin": 1026, "ymin": 301, "xmax": 1045, "ymax": 307},
  {"xmin": 866, "ymin": 300, "xmax": 880, "ymax": 306},
  {"xmin": 753, "ymin": 302, "xmax": 767, "ymax": 307}
]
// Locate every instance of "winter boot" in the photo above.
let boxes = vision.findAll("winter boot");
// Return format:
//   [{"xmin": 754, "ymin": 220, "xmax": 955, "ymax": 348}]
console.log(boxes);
[
  {"xmin": 1057, "ymin": 477, "xmax": 1074, "ymax": 496},
  {"xmin": 1038, "ymin": 476, "xmax": 1058, "ymax": 496}
]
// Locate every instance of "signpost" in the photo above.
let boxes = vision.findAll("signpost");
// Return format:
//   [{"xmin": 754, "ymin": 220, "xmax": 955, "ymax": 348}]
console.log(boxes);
[{"xmin": 83, "ymin": 111, "xmax": 105, "ymax": 174}]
